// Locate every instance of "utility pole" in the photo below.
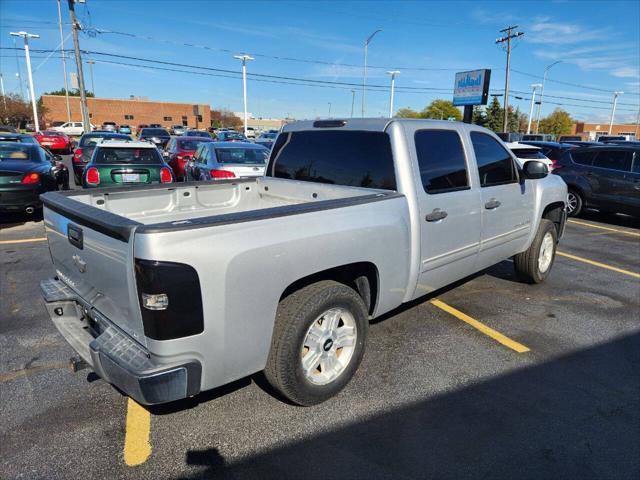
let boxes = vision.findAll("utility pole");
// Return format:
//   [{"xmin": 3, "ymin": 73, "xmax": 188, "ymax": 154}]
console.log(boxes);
[
  {"xmin": 362, "ymin": 28, "xmax": 382, "ymax": 117},
  {"xmin": 86, "ymin": 59, "xmax": 95, "ymax": 95},
  {"xmin": 608, "ymin": 91, "xmax": 623, "ymax": 134},
  {"xmin": 527, "ymin": 83, "xmax": 542, "ymax": 134},
  {"xmin": 233, "ymin": 54, "xmax": 254, "ymax": 137},
  {"xmin": 57, "ymin": 0, "xmax": 71, "ymax": 122},
  {"xmin": 635, "ymin": 107, "xmax": 640, "ymax": 138},
  {"xmin": 495, "ymin": 25, "xmax": 524, "ymax": 133},
  {"xmin": 10, "ymin": 31, "xmax": 40, "ymax": 132},
  {"xmin": 350, "ymin": 89, "xmax": 355, "ymax": 118},
  {"xmin": 327, "ymin": 102, "xmax": 332, "ymax": 118},
  {"xmin": 386, "ymin": 70, "xmax": 400, "ymax": 118},
  {"xmin": 535, "ymin": 60, "xmax": 561, "ymax": 134},
  {"xmin": 0, "ymin": 73, "xmax": 7, "ymax": 112},
  {"xmin": 68, "ymin": 0, "xmax": 91, "ymax": 132}
]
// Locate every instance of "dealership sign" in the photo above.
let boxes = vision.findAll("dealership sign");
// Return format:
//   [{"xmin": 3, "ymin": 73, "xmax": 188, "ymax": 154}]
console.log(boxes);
[{"xmin": 453, "ymin": 69, "xmax": 491, "ymax": 106}]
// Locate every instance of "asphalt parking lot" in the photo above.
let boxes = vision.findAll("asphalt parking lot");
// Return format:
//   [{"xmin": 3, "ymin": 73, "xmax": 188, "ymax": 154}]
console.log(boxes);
[{"xmin": 1, "ymin": 164, "xmax": 639, "ymax": 479}]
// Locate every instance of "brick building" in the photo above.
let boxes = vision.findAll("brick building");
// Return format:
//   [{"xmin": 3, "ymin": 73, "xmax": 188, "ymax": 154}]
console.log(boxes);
[
  {"xmin": 42, "ymin": 95, "xmax": 211, "ymax": 129},
  {"xmin": 571, "ymin": 122, "xmax": 639, "ymax": 140}
]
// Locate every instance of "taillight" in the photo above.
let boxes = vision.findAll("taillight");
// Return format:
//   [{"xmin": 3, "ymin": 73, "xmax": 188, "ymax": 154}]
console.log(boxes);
[
  {"xmin": 72, "ymin": 148, "xmax": 83, "ymax": 163},
  {"xmin": 160, "ymin": 167, "xmax": 173, "ymax": 183},
  {"xmin": 210, "ymin": 169, "xmax": 236, "ymax": 179},
  {"xmin": 86, "ymin": 167, "xmax": 100, "ymax": 185},
  {"xmin": 550, "ymin": 159, "xmax": 561, "ymax": 171},
  {"xmin": 21, "ymin": 172, "xmax": 40, "ymax": 184}
]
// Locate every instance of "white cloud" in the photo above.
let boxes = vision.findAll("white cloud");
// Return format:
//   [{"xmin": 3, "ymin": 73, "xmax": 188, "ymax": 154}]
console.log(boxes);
[{"xmin": 612, "ymin": 67, "xmax": 640, "ymax": 78}]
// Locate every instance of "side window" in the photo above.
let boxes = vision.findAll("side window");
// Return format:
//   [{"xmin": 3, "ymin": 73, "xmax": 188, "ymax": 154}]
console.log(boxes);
[
  {"xmin": 633, "ymin": 151, "xmax": 640, "ymax": 174},
  {"xmin": 571, "ymin": 150, "xmax": 596, "ymax": 166},
  {"xmin": 470, "ymin": 132, "xmax": 518, "ymax": 187},
  {"xmin": 592, "ymin": 150, "xmax": 632, "ymax": 172},
  {"xmin": 414, "ymin": 129, "xmax": 468, "ymax": 194}
]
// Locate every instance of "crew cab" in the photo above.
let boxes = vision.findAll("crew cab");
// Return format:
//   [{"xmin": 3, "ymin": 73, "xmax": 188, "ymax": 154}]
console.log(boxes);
[{"xmin": 40, "ymin": 119, "xmax": 567, "ymax": 407}]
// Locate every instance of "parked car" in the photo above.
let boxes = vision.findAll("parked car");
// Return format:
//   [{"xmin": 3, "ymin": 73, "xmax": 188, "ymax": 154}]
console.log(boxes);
[
  {"xmin": 245, "ymin": 127, "xmax": 256, "ymax": 140},
  {"xmin": 149, "ymin": 123, "xmax": 162, "ymax": 128},
  {"xmin": 596, "ymin": 134, "xmax": 636, "ymax": 143},
  {"xmin": 118, "ymin": 125, "xmax": 132, "ymax": 135},
  {"xmin": 0, "ymin": 125, "xmax": 18, "ymax": 133},
  {"xmin": 138, "ymin": 128, "xmax": 171, "ymax": 149},
  {"xmin": 183, "ymin": 130, "xmax": 211, "ymax": 138},
  {"xmin": 72, "ymin": 132, "xmax": 132, "ymax": 184},
  {"xmin": 255, "ymin": 132, "xmax": 278, "ymax": 149},
  {"xmin": 34, "ymin": 131, "xmax": 74, "ymax": 154},
  {"xmin": 522, "ymin": 134, "xmax": 555, "ymax": 142},
  {"xmin": 164, "ymin": 136, "xmax": 214, "ymax": 181},
  {"xmin": 0, "ymin": 133, "xmax": 39, "ymax": 145},
  {"xmin": 519, "ymin": 141, "xmax": 577, "ymax": 170},
  {"xmin": 39, "ymin": 118, "xmax": 566, "ymax": 406},
  {"xmin": 50, "ymin": 121, "xmax": 94, "ymax": 136},
  {"xmin": 81, "ymin": 140, "xmax": 173, "ymax": 188},
  {"xmin": 101, "ymin": 122, "xmax": 118, "ymax": 132},
  {"xmin": 184, "ymin": 142, "xmax": 269, "ymax": 181},
  {"xmin": 553, "ymin": 144, "xmax": 639, "ymax": 217},
  {"xmin": 506, "ymin": 142, "xmax": 554, "ymax": 170},
  {"xmin": 170, "ymin": 125, "xmax": 186, "ymax": 135},
  {"xmin": 496, "ymin": 132, "xmax": 522, "ymax": 142},
  {"xmin": 0, "ymin": 142, "xmax": 69, "ymax": 214},
  {"xmin": 25, "ymin": 122, "xmax": 35, "ymax": 132},
  {"xmin": 216, "ymin": 131, "xmax": 248, "ymax": 142},
  {"xmin": 135, "ymin": 124, "xmax": 149, "ymax": 136},
  {"xmin": 558, "ymin": 135, "xmax": 583, "ymax": 142},
  {"xmin": 562, "ymin": 141, "xmax": 603, "ymax": 148}
]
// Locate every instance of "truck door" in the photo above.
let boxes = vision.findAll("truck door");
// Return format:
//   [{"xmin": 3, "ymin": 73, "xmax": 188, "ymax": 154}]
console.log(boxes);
[
  {"xmin": 411, "ymin": 128, "xmax": 482, "ymax": 294},
  {"xmin": 469, "ymin": 132, "xmax": 533, "ymax": 270}
]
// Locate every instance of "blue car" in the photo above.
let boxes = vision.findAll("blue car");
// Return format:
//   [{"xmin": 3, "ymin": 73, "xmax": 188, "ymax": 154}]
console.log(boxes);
[{"xmin": 118, "ymin": 125, "xmax": 132, "ymax": 134}]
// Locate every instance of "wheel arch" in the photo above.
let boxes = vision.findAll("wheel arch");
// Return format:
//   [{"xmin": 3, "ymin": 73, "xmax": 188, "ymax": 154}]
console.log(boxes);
[
  {"xmin": 542, "ymin": 201, "xmax": 566, "ymax": 237},
  {"xmin": 279, "ymin": 262, "xmax": 380, "ymax": 317}
]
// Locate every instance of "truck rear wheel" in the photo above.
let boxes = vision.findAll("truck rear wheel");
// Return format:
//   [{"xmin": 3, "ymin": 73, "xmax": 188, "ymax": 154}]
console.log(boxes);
[
  {"xmin": 514, "ymin": 219, "xmax": 557, "ymax": 284},
  {"xmin": 265, "ymin": 280, "xmax": 368, "ymax": 406}
]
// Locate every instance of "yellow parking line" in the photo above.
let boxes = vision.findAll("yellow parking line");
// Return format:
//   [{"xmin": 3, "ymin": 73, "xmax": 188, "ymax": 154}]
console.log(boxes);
[
  {"xmin": 557, "ymin": 251, "xmax": 640, "ymax": 279},
  {"xmin": 124, "ymin": 398, "xmax": 152, "ymax": 467},
  {"xmin": 567, "ymin": 219, "xmax": 640, "ymax": 238},
  {"xmin": 0, "ymin": 237, "xmax": 47, "ymax": 245},
  {"xmin": 430, "ymin": 299, "xmax": 530, "ymax": 353}
]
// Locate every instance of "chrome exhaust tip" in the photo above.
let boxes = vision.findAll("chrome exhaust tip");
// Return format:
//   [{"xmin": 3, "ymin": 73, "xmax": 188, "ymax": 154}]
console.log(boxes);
[{"xmin": 25, "ymin": 206, "xmax": 35, "ymax": 214}]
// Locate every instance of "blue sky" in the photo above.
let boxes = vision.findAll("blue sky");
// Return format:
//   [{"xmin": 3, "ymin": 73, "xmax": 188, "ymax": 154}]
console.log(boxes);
[{"xmin": 1, "ymin": 0, "xmax": 639, "ymax": 123}]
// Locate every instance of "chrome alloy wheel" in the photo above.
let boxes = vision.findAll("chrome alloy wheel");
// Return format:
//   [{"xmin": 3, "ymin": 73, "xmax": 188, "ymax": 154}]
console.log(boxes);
[
  {"xmin": 301, "ymin": 308, "xmax": 357, "ymax": 385},
  {"xmin": 566, "ymin": 192, "xmax": 578, "ymax": 214},
  {"xmin": 538, "ymin": 231, "xmax": 555, "ymax": 273}
]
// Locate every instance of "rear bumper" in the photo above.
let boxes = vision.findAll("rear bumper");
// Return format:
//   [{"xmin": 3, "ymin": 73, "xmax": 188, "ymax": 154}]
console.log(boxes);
[
  {"xmin": 40, "ymin": 277, "xmax": 201, "ymax": 405},
  {"xmin": 0, "ymin": 187, "xmax": 43, "ymax": 211}
]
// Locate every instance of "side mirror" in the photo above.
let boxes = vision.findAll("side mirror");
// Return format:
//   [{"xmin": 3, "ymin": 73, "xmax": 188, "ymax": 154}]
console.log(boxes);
[{"xmin": 522, "ymin": 160, "xmax": 548, "ymax": 180}]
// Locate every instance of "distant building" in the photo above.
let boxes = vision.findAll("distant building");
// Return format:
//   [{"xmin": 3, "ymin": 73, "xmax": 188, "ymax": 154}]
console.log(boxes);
[
  {"xmin": 571, "ymin": 122, "xmax": 639, "ymax": 140},
  {"xmin": 41, "ymin": 95, "xmax": 211, "ymax": 129}
]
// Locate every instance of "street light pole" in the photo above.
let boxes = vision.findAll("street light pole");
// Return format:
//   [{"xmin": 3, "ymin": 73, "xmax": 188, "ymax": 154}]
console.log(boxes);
[
  {"xmin": 86, "ymin": 59, "xmax": 95, "ymax": 96},
  {"xmin": 0, "ymin": 73, "xmax": 7, "ymax": 112},
  {"xmin": 386, "ymin": 70, "xmax": 400, "ymax": 118},
  {"xmin": 57, "ymin": 0, "xmax": 71, "ymax": 123},
  {"xmin": 68, "ymin": 0, "xmax": 91, "ymax": 132},
  {"xmin": 233, "ymin": 54, "xmax": 254, "ymax": 137},
  {"xmin": 535, "ymin": 60, "xmax": 561, "ymax": 134},
  {"xmin": 608, "ymin": 91, "xmax": 623, "ymax": 134},
  {"xmin": 362, "ymin": 29, "xmax": 382, "ymax": 118},
  {"xmin": 527, "ymin": 83, "xmax": 542, "ymax": 134},
  {"xmin": 327, "ymin": 102, "xmax": 332, "ymax": 118},
  {"xmin": 350, "ymin": 89, "xmax": 355, "ymax": 118},
  {"xmin": 10, "ymin": 31, "xmax": 40, "ymax": 132}
]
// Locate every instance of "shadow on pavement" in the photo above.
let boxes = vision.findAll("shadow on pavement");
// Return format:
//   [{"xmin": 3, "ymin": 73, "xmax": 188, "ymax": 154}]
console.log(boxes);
[
  {"xmin": 175, "ymin": 332, "xmax": 640, "ymax": 480},
  {"xmin": 577, "ymin": 210, "xmax": 640, "ymax": 229},
  {"xmin": 0, "ymin": 210, "xmax": 43, "ymax": 229}
]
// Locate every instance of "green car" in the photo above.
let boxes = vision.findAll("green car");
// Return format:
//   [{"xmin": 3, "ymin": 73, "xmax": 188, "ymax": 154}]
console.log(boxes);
[{"xmin": 82, "ymin": 141, "xmax": 174, "ymax": 188}]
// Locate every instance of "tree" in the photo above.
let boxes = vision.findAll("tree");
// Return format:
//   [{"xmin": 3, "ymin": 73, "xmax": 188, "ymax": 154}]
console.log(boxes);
[
  {"xmin": 472, "ymin": 106, "xmax": 487, "ymax": 127},
  {"xmin": 484, "ymin": 96, "xmax": 503, "ymax": 133},
  {"xmin": 43, "ymin": 88, "xmax": 94, "ymax": 97},
  {"xmin": 539, "ymin": 108, "xmax": 573, "ymax": 135},
  {"xmin": 210, "ymin": 109, "xmax": 242, "ymax": 128},
  {"xmin": 421, "ymin": 99, "xmax": 462, "ymax": 121},
  {"xmin": 396, "ymin": 107, "xmax": 421, "ymax": 118},
  {"xmin": 1, "ymin": 93, "xmax": 46, "ymax": 126}
]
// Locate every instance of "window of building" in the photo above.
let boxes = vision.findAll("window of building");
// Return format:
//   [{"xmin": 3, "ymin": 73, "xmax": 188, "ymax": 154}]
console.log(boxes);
[
  {"xmin": 163, "ymin": 116, "xmax": 172, "ymax": 121},
  {"xmin": 124, "ymin": 114, "xmax": 134, "ymax": 120},
  {"xmin": 470, "ymin": 132, "xmax": 517, "ymax": 187},
  {"xmin": 181, "ymin": 116, "xmax": 188, "ymax": 121},
  {"xmin": 414, "ymin": 129, "xmax": 468, "ymax": 194},
  {"xmin": 88, "ymin": 113, "xmax": 93, "ymax": 118}
]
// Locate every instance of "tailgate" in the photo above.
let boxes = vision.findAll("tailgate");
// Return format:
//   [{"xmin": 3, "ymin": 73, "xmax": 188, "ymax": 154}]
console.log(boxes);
[{"xmin": 42, "ymin": 192, "xmax": 148, "ymax": 347}]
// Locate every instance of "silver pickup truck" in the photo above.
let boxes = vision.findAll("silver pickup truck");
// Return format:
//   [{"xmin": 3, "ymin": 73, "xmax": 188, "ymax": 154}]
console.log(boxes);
[{"xmin": 40, "ymin": 119, "xmax": 567, "ymax": 406}]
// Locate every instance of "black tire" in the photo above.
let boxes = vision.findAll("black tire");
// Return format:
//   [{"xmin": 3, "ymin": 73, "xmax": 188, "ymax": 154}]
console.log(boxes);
[
  {"xmin": 514, "ymin": 219, "xmax": 558, "ymax": 284},
  {"xmin": 566, "ymin": 188, "xmax": 583, "ymax": 217},
  {"xmin": 264, "ymin": 280, "xmax": 368, "ymax": 406}
]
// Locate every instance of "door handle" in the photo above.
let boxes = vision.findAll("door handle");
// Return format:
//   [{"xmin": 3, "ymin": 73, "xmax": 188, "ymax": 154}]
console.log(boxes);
[
  {"xmin": 425, "ymin": 209, "xmax": 448, "ymax": 222},
  {"xmin": 485, "ymin": 199, "xmax": 501, "ymax": 210}
]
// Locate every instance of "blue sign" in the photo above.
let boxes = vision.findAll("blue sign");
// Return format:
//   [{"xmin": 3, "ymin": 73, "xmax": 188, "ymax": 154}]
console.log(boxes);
[{"xmin": 453, "ymin": 69, "xmax": 491, "ymax": 106}]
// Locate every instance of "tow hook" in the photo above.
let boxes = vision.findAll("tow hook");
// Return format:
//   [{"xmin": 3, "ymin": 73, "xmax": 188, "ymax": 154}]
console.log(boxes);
[{"xmin": 69, "ymin": 356, "xmax": 89, "ymax": 372}]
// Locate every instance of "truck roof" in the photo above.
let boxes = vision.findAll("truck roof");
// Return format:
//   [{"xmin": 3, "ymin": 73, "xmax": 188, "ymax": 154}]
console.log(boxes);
[
  {"xmin": 282, "ymin": 118, "xmax": 486, "ymax": 133},
  {"xmin": 98, "ymin": 140, "xmax": 157, "ymax": 148}
]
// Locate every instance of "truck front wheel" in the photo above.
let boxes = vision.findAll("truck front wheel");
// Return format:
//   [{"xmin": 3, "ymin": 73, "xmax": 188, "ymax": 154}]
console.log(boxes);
[
  {"xmin": 514, "ymin": 219, "xmax": 558, "ymax": 284},
  {"xmin": 265, "ymin": 280, "xmax": 368, "ymax": 406}
]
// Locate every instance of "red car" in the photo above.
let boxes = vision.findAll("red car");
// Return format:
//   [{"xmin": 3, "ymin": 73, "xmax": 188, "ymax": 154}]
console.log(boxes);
[
  {"xmin": 165, "ymin": 136, "xmax": 214, "ymax": 180},
  {"xmin": 34, "ymin": 131, "xmax": 74, "ymax": 154}
]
